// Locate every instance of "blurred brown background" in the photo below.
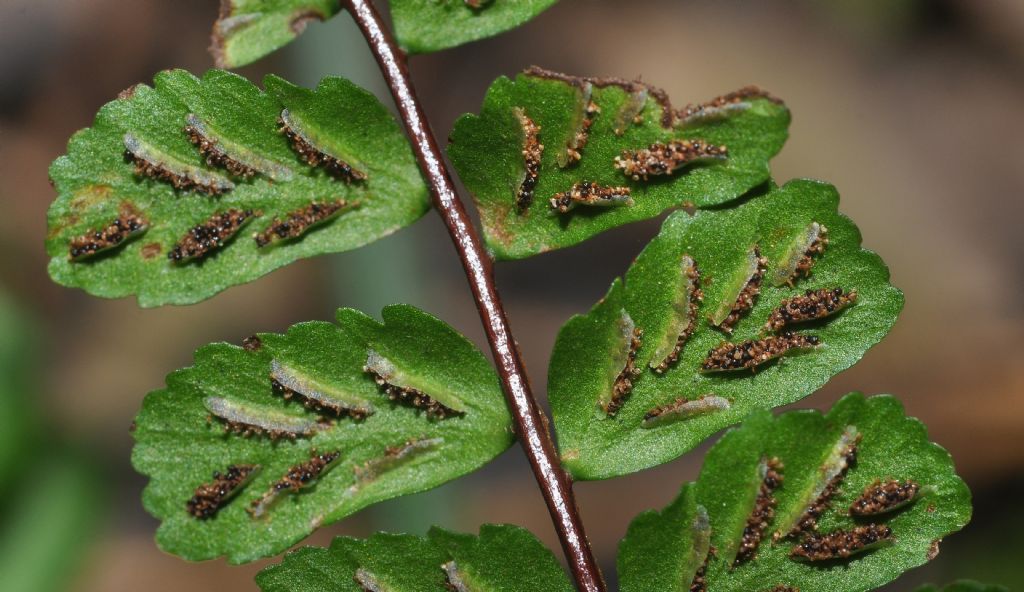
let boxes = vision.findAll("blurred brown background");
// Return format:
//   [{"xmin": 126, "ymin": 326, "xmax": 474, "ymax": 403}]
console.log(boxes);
[{"xmin": 1, "ymin": 0, "xmax": 1022, "ymax": 590}]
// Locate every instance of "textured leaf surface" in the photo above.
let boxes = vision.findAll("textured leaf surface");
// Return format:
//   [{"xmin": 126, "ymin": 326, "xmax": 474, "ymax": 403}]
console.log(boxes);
[
  {"xmin": 915, "ymin": 582, "xmax": 1010, "ymax": 592},
  {"xmin": 211, "ymin": 0, "xmax": 557, "ymax": 67},
  {"xmin": 391, "ymin": 0, "xmax": 559, "ymax": 54},
  {"xmin": 132, "ymin": 306, "xmax": 513, "ymax": 563},
  {"xmin": 618, "ymin": 394, "xmax": 971, "ymax": 592},
  {"xmin": 256, "ymin": 524, "xmax": 574, "ymax": 591},
  {"xmin": 448, "ymin": 69, "xmax": 790, "ymax": 259},
  {"xmin": 46, "ymin": 69, "xmax": 429, "ymax": 307},
  {"xmin": 550, "ymin": 180, "xmax": 903, "ymax": 479}
]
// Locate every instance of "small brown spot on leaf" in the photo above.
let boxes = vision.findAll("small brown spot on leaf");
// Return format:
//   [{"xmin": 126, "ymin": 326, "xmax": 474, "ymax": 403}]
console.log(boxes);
[
  {"xmin": 140, "ymin": 242, "xmax": 162, "ymax": 259},
  {"xmin": 69, "ymin": 184, "xmax": 114, "ymax": 210}
]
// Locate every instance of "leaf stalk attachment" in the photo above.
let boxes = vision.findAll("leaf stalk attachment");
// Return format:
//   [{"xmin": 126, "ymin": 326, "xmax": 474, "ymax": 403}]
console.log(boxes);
[{"xmin": 339, "ymin": 1, "xmax": 606, "ymax": 590}]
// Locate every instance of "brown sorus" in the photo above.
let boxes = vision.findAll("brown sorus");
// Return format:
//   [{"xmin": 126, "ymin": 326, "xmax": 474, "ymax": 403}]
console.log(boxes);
[
  {"xmin": 184, "ymin": 114, "xmax": 259, "ymax": 179},
  {"xmin": 787, "ymin": 431, "xmax": 861, "ymax": 537},
  {"xmin": 254, "ymin": 199, "xmax": 352, "ymax": 247},
  {"xmin": 641, "ymin": 395, "xmax": 731, "ymax": 428},
  {"xmin": 214, "ymin": 418, "xmax": 305, "ymax": 441},
  {"xmin": 242, "ymin": 335, "xmax": 262, "ymax": 351},
  {"xmin": 125, "ymin": 153, "xmax": 222, "ymax": 193},
  {"xmin": 550, "ymin": 181, "xmax": 632, "ymax": 213},
  {"xmin": 793, "ymin": 233, "xmax": 827, "ymax": 282},
  {"xmin": 563, "ymin": 98, "xmax": 599, "ymax": 166},
  {"xmin": 762, "ymin": 587, "xmax": 799, "ymax": 592},
  {"xmin": 270, "ymin": 375, "xmax": 370, "ymax": 420},
  {"xmin": 205, "ymin": 397, "xmax": 325, "ymax": 441},
  {"xmin": 365, "ymin": 365, "xmax": 463, "ymax": 420},
  {"xmin": 270, "ymin": 450, "xmax": 339, "ymax": 493},
  {"xmin": 168, "ymin": 208, "xmax": 258, "ymax": 262},
  {"xmin": 735, "ymin": 457, "xmax": 785, "ymax": 565},
  {"xmin": 464, "ymin": 0, "xmax": 492, "ymax": 7},
  {"xmin": 790, "ymin": 524, "xmax": 892, "ymax": 562},
  {"xmin": 850, "ymin": 479, "xmax": 921, "ymax": 516},
  {"xmin": 123, "ymin": 133, "xmax": 233, "ymax": 195},
  {"xmin": 353, "ymin": 437, "xmax": 443, "ymax": 483},
  {"xmin": 186, "ymin": 464, "xmax": 258, "ymax": 519},
  {"xmin": 773, "ymin": 222, "xmax": 829, "ymax": 287},
  {"xmin": 514, "ymin": 107, "xmax": 543, "ymax": 212},
  {"xmin": 651, "ymin": 256, "xmax": 703, "ymax": 373},
  {"xmin": 689, "ymin": 546, "xmax": 715, "ymax": 592},
  {"xmin": 605, "ymin": 326, "xmax": 643, "ymax": 417},
  {"xmin": 278, "ymin": 110, "xmax": 367, "ymax": 183},
  {"xmin": 68, "ymin": 205, "xmax": 148, "ymax": 261},
  {"xmin": 764, "ymin": 288, "xmax": 857, "ymax": 333},
  {"xmin": 676, "ymin": 86, "xmax": 782, "ymax": 124},
  {"xmin": 248, "ymin": 449, "xmax": 340, "ymax": 518},
  {"xmin": 614, "ymin": 139, "xmax": 727, "ymax": 181},
  {"xmin": 700, "ymin": 332, "xmax": 820, "ymax": 373},
  {"xmin": 715, "ymin": 246, "xmax": 767, "ymax": 334}
]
